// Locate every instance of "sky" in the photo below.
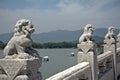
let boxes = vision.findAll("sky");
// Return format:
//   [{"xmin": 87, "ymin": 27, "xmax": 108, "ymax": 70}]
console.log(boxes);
[{"xmin": 0, "ymin": 0, "xmax": 120, "ymax": 34}]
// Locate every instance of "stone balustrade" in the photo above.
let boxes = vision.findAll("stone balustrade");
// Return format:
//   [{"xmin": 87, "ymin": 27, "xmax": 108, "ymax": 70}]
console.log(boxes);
[
  {"xmin": 97, "ymin": 51, "xmax": 113, "ymax": 78},
  {"xmin": 46, "ymin": 62, "xmax": 90, "ymax": 80},
  {"xmin": 46, "ymin": 25, "xmax": 120, "ymax": 80}
]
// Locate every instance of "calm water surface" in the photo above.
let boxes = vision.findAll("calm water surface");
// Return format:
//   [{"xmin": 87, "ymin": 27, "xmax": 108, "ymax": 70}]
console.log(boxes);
[{"xmin": 0, "ymin": 49, "xmax": 78, "ymax": 80}]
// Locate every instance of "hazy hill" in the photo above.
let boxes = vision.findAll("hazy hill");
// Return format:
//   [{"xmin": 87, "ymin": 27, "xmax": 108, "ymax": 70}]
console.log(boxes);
[
  {"xmin": 32, "ymin": 30, "xmax": 82, "ymax": 43},
  {"xmin": 0, "ymin": 41, "xmax": 3, "ymax": 43},
  {"xmin": 0, "ymin": 33, "xmax": 13, "ymax": 43},
  {"xmin": 0, "ymin": 28, "xmax": 119, "ymax": 43}
]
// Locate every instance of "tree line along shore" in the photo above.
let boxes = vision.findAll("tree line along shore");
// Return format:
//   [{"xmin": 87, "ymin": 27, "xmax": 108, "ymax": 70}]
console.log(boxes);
[
  {"xmin": 0, "ymin": 41, "xmax": 103, "ymax": 54},
  {"xmin": 0, "ymin": 41, "xmax": 77, "ymax": 49}
]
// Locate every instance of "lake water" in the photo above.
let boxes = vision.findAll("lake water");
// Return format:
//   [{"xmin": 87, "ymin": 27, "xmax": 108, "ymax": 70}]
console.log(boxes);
[{"xmin": 0, "ymin": 49, "xmax": 78, "ymax": 80}]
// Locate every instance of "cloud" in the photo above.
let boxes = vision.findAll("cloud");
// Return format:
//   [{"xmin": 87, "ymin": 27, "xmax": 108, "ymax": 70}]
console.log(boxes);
[{"xmin": 0, "ymin": 0, "xmax": 120, "ymax": 34}]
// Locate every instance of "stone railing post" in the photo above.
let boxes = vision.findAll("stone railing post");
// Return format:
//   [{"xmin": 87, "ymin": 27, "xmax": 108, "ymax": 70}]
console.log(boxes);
[
  {"xmin": 104, "ymin": 26, "xmax": 117, "ymax": 80},
  {"xmin": 117, "ymin": 31, "xmax": 120, "ymax": 48},
  {"xmin": 77, "ymin": 24, "xmax": 98, "ymax": 80},
  {"xmin": 0, "ymin": 19, "xmax": 42, "ymax": 80}
]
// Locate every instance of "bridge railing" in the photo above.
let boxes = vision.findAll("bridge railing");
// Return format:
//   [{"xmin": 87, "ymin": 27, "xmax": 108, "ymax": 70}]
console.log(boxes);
[
  {"xmin": 46, "ymin": 27, "xmax": 120, "ymax": 80},
  {"xmin": 97, "ymin": 51, "xmax": 113, "ymax": 80},
  {"xmin": 116, "ymin": 47, "xmax": 120, "ymax": 77},
  {"xmin": 46, "ymin": 62, "xmax": 91, "ymax": 80}
]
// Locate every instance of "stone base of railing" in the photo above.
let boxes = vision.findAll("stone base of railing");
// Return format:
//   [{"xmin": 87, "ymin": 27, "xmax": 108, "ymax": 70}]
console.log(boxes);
[{"xmin": 0, "ymin": 58, "xmax": 42, "ymax": 80}]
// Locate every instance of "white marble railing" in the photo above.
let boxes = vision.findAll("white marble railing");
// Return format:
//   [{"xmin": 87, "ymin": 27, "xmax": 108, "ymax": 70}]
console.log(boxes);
[
  {"xmin": 98, "ymin": 51, "xmax": 112, "ymax": 63},
  {"xmin": 46, "ymin": 62, "xmax": 90, "ymax": 80},
  {"xmin": 46, "ymin": 51, "xmax": 114, "ymax": 80},
  {"xmin": 116, "ymin": 47, "xmax": 120, "ymax": 78},
  {"xmin": 97, "ymin": 51, "xmax": 113, "ymax": 79},
  {"xmin": 46, "ymin": 27, "xmax": 120, "ymax": 80}
]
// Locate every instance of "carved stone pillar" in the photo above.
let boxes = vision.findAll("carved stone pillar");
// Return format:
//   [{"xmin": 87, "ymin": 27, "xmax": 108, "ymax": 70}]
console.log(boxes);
[
  {"xmin": 78, "ymin": 42, "xmax": 98, "ymax": 80},
  {"xmin": 78, "ymin": 24, "xmax": 98, "ymax": 80},
  {"xmin": 0, "ymin": 19, "xmax": 42, "ymax": 80},
  {"xmin": 104, "ymin": 26, "xmax": 117, "ymax": 80}
]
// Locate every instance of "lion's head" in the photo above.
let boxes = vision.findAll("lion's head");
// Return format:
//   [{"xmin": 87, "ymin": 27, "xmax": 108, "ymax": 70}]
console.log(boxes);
[
  {"xmin": 104, "ymin": 26, "xmax": 116, "ymax": 44},
  {"xmin": 14, "ymin": 19, "xmax": 35, "ymax": 36},
  {"xmin": 84, "ymin": 24, "xmax": 94, "ymax": 34},
  {"xmin": 108, "ymin": 26, "xmax": 115, "ymax": 34}
]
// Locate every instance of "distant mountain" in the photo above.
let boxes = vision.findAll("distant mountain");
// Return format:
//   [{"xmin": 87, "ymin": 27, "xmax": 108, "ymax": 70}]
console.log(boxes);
[
  {"xmin": 32, "ymin": 30, "xmax": 82, "ymax": 43},
  {"xmin": 94, "ymin": 28, "xmax": 119, "ymax": 38},
  {"xmin": 0, "ymin": 41, "xmax": 3, "ymax": 43},
  {"xmin": 94, "ymin": 28, "xmax": 107, "ymax": 37},
  {"xmin": 0, "ymin": 33, "xmax": 13, "ymax": 43},
  {"xmin": 93, "ymin": 36, "xmax": 104, "ymax": 43},
  {"xmin": 0, "ymin": 28, "xmax": 119, "ymax": 43}
]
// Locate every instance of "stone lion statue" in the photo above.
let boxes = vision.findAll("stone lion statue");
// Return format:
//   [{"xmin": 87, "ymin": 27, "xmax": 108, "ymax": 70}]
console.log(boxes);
[
  {"xmin": 105, "ymin": 26, "xmax": 115, "ymax": 40},
  {"xmin": 4, "ymin": 19, "xmax": 40, "ymax": 59},
  {"xmin": 79, "ymin": 24, "xmax": 94, "ymax": 43},
  {"xmin": 104, "ymin": 26, "xmax": 115, "ymax": 43}
]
